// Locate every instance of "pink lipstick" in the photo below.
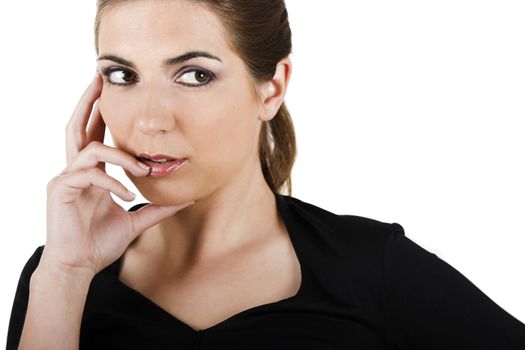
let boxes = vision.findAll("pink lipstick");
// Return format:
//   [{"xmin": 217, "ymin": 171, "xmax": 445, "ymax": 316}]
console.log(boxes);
[{"xmin": 137, "ymin": 153, "xmax": 187, "ymax": 177}]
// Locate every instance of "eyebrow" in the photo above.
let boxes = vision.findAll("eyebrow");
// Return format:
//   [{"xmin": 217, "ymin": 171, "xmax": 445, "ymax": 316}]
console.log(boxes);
[{"xmin": 96, "ymin": 50, "xmax": 222, "ymax": 69}]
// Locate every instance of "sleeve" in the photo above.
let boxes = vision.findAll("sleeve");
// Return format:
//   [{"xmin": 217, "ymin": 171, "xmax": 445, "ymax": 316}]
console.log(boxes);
[
  {"xmin": 6, "ymin": 245, "xmax": 45, "ymax": 350},
  {"xmin": 383, "ymin": 223, "xmax": 525, "ymax": 349}
]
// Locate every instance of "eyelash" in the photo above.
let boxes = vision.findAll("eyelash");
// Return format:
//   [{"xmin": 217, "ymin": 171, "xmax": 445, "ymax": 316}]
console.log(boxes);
[{"xmin": 100, "ymin": 66, "xmax": 215, "ymax": 88}]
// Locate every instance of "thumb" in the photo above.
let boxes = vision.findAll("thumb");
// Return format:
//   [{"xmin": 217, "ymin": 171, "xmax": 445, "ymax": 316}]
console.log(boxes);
[{"xmin": 127, "ymin": 201, "xmax": 195, "ymax": 240}]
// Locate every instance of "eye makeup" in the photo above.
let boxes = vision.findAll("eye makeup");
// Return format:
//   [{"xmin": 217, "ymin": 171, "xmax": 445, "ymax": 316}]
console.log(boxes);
[{"xmin": 100, "ymin": 66, "xmax": 216, "ymax": 88}]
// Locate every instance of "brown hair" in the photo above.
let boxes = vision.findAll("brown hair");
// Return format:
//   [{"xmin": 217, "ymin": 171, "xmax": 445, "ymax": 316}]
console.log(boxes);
[{"xmin": 94, "ymin": 0, "xmax": 297, "ymax": 195}]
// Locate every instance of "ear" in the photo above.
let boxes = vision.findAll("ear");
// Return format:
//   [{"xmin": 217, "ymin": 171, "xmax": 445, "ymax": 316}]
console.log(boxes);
[{"xmin": 257, "ymin": 56, "xmax": 292, "ymax": 122}]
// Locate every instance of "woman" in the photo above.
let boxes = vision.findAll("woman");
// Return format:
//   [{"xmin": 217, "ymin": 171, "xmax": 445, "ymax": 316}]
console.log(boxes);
[{"xmin": 7, "ymin": 0, "xmax": 525, "ymax": 349}]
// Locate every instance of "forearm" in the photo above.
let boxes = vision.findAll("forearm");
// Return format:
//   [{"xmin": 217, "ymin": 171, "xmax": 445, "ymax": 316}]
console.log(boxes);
[{"xmin": 18, "ymin": 258, "xmax": 94, "ymax": 350}]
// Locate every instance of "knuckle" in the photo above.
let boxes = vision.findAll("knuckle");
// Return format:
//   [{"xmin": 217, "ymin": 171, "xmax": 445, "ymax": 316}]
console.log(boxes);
[
  {"xmin": 90, "ymin": 167, "xmax": 118, "ymax": 187},
  {"xmin": 58, "ymin": 167, "xmax": 69, "ymax": 176},
  {"xmin": 46, "ymin": 178, "xmax": 56, "ymax": 192},
  {"xmin": 87, "ymin": 140, "xmax": 101, "ymax": 149},
  {"xmin": 90, "ymin": 167, "xmax": 111, "ymax": 184},
  {"xmin": 84, "ymin": 141, "xmax": 103, "ymax": 161},
  {"xmin": 47, "ymin": 175, "xmax": 63, "ymax": 193},
  {"xmin": 87, "ymin": 167, "xmax": 103, "ymax": 176}
]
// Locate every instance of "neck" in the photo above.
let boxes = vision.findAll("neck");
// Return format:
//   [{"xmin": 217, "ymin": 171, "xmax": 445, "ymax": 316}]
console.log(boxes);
[{"xmin": 134, "ymin": 162, "xmax": 281, "ymax": 272}]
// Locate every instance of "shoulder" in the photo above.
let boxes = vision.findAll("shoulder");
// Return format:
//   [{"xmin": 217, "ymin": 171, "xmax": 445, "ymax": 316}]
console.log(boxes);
[
  {"xmin": 280, "ymin": 194, "xmax": 407, "ymax": 308},
  {"xmin": 280, "ymin": 194, "xmax": 402, "ymax": 246}
]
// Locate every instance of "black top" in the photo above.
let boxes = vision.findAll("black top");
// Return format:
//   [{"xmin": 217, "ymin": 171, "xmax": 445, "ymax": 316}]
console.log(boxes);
[{"xmin": 7, "ymin": 192, "xmax": 525, "ymax": 349}]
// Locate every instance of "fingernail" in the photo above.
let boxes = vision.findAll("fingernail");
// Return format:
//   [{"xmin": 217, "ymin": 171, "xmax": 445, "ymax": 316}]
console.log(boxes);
[
  {"xmin": 137, "ymin": 162, "xmax": 150, "ymax": 171},
  {"xmin": 127, "ymin": 190, "xmax": 136, "ymax": 198}
]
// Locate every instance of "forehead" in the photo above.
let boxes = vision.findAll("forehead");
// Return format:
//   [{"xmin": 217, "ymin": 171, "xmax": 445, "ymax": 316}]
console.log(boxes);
[{"xmin": 98, "ymin": 0, "xmax": 229, "ymax": 57}]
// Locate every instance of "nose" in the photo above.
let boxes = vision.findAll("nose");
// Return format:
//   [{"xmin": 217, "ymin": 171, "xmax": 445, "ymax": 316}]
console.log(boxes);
[
  {"xmin": 136, "ymin": 89, "xmax": 176, "ymax": 135},
  {"xmin": 138, "ymin": 114, "xmax": 175, "ymax": 135}
]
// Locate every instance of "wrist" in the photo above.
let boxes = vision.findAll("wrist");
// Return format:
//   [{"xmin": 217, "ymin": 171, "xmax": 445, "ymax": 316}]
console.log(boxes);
[{"xmin": 31, "ymin": 258, "xmax": 95, "ymax": 290}]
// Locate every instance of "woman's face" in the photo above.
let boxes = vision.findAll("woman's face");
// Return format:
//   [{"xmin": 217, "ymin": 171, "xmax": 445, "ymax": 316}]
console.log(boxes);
[{"xmin": 96, "ymin": 0, "xmax": 268, "ymax": 205}]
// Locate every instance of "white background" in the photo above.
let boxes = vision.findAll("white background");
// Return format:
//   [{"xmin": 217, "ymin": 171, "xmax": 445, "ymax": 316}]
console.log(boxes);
[{"xmin": 1, "ymin": 0, "xmax": 524, "ymax": 343}]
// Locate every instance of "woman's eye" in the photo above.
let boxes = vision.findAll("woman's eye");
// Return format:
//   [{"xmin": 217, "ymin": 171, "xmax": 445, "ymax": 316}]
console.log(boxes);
[
  {"xmin": 177, "ymin": 69, "xmax": 214, "ymax": 87},
  {"xmin": 101, "ymin": 67, "xmax": 214, "ymax": 88},
  {"xmin": 102, "ymin": 68, "xmax": 136, "ymax": 86}
]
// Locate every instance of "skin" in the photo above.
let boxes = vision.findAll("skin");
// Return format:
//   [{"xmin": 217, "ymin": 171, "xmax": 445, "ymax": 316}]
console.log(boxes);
[{"xmin": 95, "ymin": 0, "xmax": 292, "ymax": 273}]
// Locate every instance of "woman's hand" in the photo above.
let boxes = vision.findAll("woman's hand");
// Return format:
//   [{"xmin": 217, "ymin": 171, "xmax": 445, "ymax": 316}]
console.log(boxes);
[{"xmin": 42, "ymin": 72, "xmax": 194, "ymax": 277}]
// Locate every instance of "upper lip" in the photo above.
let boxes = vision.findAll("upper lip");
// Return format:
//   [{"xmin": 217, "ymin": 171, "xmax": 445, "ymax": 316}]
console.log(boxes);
[{"xmin": 137, "ymin": 153, "xmax": 186, "ymax": 161}]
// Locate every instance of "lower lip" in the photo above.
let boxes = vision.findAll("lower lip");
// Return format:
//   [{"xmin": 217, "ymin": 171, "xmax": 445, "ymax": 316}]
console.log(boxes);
[{"xmin": 141, "ymin": 158, "xmax": 187, "ymax": 177}]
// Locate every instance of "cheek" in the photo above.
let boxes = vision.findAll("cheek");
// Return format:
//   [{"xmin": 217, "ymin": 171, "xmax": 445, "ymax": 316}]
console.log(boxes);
[
  {"xmin": 98, "ymin": 94, "xmax": 132, "ymax": 145},
  {"xmin": 192, "ymin": 97, "xmax": 258, "ymax": 168},
  {"xmin": 98, "ymin": 92, "xmax": 114, "ymax": 125}
]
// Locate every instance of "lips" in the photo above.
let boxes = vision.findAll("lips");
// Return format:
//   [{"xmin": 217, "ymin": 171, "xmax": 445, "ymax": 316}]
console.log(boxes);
[
  {"xmin": 137, "ymin": 153, "xmax": 185, "ymax": 162},
  {"xmin": 137, "ymin": 155, "xmax": 187, "ymax": 177}
]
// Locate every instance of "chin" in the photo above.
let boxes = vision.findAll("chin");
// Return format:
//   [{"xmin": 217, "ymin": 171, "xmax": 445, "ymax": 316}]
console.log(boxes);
[{"xmin": 139, "ymin": 186, "xmax": 196, "ymax": 207}]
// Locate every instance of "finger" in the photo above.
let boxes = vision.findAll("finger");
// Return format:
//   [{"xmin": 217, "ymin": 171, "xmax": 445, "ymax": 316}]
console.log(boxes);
[
  {"xmin": 87, "ymin": 102, "xmax": 105, "ymax": 146},
  {"xmin": 52, "ymin": 167, "xmax": 136, "ymax": 204},
  {"xmin": 127, "ymin": 201, "xmax": 195, "ymax": 242},
  {"xmin": 60, "ymin": 141, "xmax": 150, "ymax": 177},
  {"xmin": 66, "ymin": 73, "xmax": 103, "ymax": 165},
  {"xmin": 86, "ymin": 102, "xmax": 106, "ymax": 172}
]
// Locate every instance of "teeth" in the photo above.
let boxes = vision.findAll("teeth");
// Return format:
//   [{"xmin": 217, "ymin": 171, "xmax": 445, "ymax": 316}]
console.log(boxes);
[
  {"xmin": 148, "ymin": 159, "xmax": 170, "ymax": 163},
  {"xmin": 140, "ymin": 157, "xmax": 182, "ymax": 163}
]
